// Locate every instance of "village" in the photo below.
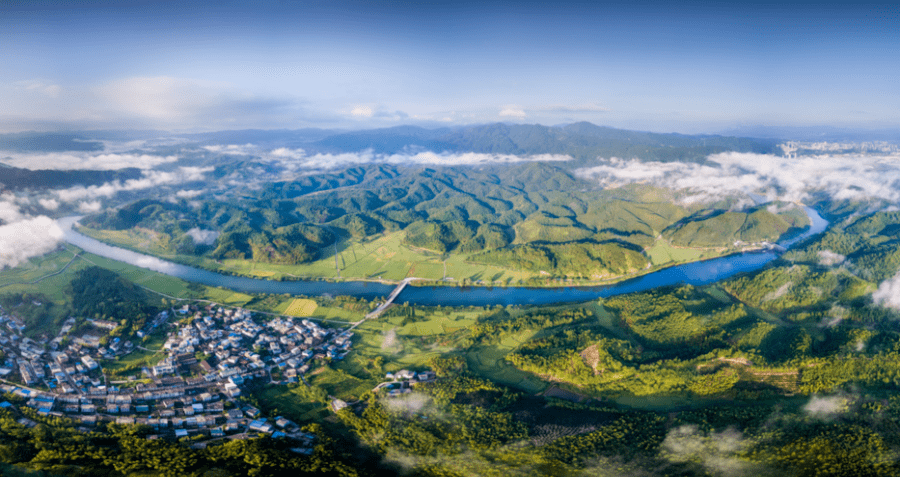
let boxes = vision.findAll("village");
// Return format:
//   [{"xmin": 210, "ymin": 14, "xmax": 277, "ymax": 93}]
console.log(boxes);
[{"xmin": 0, "ymin": 302, "xmax": 359, "ymax": 450}]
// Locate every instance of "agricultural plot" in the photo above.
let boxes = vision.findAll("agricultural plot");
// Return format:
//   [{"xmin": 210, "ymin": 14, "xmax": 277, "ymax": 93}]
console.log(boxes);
[
  {"xmin": 339, "ymin": 309, "xmax": 482, "ymax": 381},
  {"xmin": 465, "ymin": 330, "xmax": 548, "ymax": 394},
  {"xmin": 200, "ymin": 288, "xmax": 254, "ymax": 306},
  {"xmin": 76, "ymin": 227, "xmax": 173, "ymax": 257},
  {"xmin": 284, "ymin": 298, "xmax": 318, "ymax": 317},
  {"xmin": 645, "ymin": 239, "xmax": 715, "ymax": 266},
  {"xmin": 307, "ymin": 367, "xmax": 373, "ymax": 401},
  {"xmin": 81, "ymin": 223, "xmax": 543, "ymax": 284},
  {"xmin": 252, "ymin": 385, "xmax": 328, "ymax": 424},
  {"xmin": 0, "ymin": 249, "xmax": 88, "ymax": 305},
  {"xmin": 0, "ymin": 248, "xmax": 80, "ymax": 287}
]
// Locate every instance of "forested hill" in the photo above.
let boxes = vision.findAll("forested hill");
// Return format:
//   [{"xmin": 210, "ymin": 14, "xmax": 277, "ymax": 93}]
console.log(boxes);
[
  {"xmin": 0, "ymin": 163, "xmax": 143, "ymax": 191},
  {"xmin": 176, "ymin": 122, "xmax": 779, "ymax": 163},
  {"xmin": 0, "ymin": 132, "xmax": 104, "ymax": 152},
  {"xmin": 80, "ymin": 162, "xmax": 808, "ymax": 282}
]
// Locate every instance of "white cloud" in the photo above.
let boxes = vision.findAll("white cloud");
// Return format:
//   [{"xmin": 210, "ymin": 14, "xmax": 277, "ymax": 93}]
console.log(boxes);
[
  {"xmin": 38, "ymin": 198, "xmax": 59, "ymax": 210},
  {"xmin": 176, "ymin": 190, "xmax": 203, "ymax": 199},
  {"xmin": 661, "ymin": 425, "xmax": 757, "ymax": 477},
  {"xmin": 873, "ymin": 271, "xmax": 900, "ymax": 310},
  {"xmin": 54, "ymin": 167, "xmax": 212, "ymax": 202},
  {"xmin": 499, "ymin": 106, "xmax": 527, "ymax": 119},
  {"xmin": 77, "ymin": 201, "xmax": 102, "ymax": 213},
  {"xmin": 0, "ymin": 200, "xmax": 24, "ymax": 224},
  {"xmin": 203, "ymin": 144, "xmax": 258, "ymax": 156},
  {"xmin": 821, "ymin": 305, "xmax": 848, "ymax": 328},
  {"xmin": 0, "ymin": 215, "xmax": 64, "ymax": 269},
  {"xmin": 269, "ymin": 147, "xmax": 306, "ymax": 160},
  {"xmin": 14, "ymin": 80, "xmax": 61, "ymax": 98},
  {"xmin": 0, "ymin": 151, "xmax": 178, "ymax": 170},
  {"xmin": 351, "ymin": 106, "xmax": 374, "ymax": 118},
  {"xmin": 817, "ymin": 250, "xmax": 846, "ymax": 266},
  {"xmin": 381, "ymin": 328, "xmax": 399, "ymax": 351},
  {"xmin": 186, "ymin": 228, "xmax": 219, "ymax": 245},
  {"xmin": 803, "ymin": 394, "xmax": 851, "ymax": 418},
  {"xmin": 382, "ymin": 392, "xmax": 434, "ymax": 416},
  {"xmin": 577, "ymin": 152, "xmax": 900, "ymax": 205},
  {"xmin": 97, "ymin": 76, "xmax": 225, "ymax": 121},
  {"xmin": 262, "ymin": 148, "xmax": 571, "ymax": 170},
  {"xmin": 540, "ymin": 102, "xmax": 609, "ymax": 113}
]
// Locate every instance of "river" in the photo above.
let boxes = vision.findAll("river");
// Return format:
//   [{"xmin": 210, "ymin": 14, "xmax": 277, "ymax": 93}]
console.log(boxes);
[{"xmin": 59, "ymin": 206, "xmax": 829, "ymax": 307}]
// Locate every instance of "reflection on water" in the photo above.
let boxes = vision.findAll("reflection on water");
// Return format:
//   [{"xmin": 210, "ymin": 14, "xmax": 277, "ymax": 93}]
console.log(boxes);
[{"xmin": 59, "ymin": 205, "xmax": 828, "ymax": 307}]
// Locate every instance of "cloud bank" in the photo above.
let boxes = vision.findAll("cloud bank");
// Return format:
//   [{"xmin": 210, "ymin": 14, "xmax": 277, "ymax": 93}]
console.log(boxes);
[
  {"xmin": 817, "ymin": 250, "xmax": 846, "ymax": 266},
  {"xmin": 0, "ymin": 197, "xmax": 24, "ymax": 224},
  {"xmin": 266, "ymin": 147, "xmax": 571, "ymax": 169},
  {"xmin": 54, "ymin": 166, "xmax": 212, "ymax": 202},
  {"xmin": 872, "ymin": 271, "xmax": 900, "ymax": 310},
  {"xmin": 186, "ymin": 228, "xmax": 220, "ymax": 245},
  {"xmin": 577, "ymin": 152, "xmax": 900, "ymax": 205},
  {"xmin": 803, "ymin": 394, "xmax": 852, "ymax": 418},
  {"xmin": 661, "ymin": 425, "xmax": 757, "ymax": 477},
  {"xmin": 0, "ymin": 151, "xmax": 178, "ymax": 170},
  {"xmin": 0, "ymin": 215, "xmax": 64, "ymax": 270}
]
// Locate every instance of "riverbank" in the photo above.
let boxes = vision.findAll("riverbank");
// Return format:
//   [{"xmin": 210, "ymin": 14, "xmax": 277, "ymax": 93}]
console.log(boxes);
[
  {"xmin": 74, "ymin": 222, "xmax": 786, "ymax": 290},
  {"xmin": 58, "ymin": 205, "xmax": 829, "ymax": 307}
]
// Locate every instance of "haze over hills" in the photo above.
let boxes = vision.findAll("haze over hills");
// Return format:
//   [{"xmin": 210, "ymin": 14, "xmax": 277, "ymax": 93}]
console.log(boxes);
[
  {"xmin": 196, "ymin": 122, "xmax": 781, "ymax": 162},
  {"xmin": 5, "ymin": 1, "xmax": 900, "ymax": 474},
  {"xmin": 5, "ymin": 121, "xmax": 900, "ymax": 475},
  {"xmin": 0, "ymin": 121, "xmax": 779, "ymax": 162}
]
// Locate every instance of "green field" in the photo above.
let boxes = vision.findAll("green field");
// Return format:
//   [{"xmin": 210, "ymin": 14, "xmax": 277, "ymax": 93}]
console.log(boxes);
[
  {"xmin": 102, "ymin": 330, "xmax": 169, "ymax": 377},
  {"xmin": 0, "ymin": 247, "xmax": 88, "ymax": 302},
  {"xmin": 78, "ymin": 226, "xmax": 539, "ymax": 284},
  {"xmin": 326, "ymin": 305, "xmax": 550, "ymax": 396},
  {"xmin": 465, "ymin": 330, "xmax": 548, "ymax": 394},
  {"xmin": 77, "ymin": 227, "xmax": 175, "ymax": 258},
  {"xmin": 252, "ymin": 385, "xmax": 328, "ymax": 423},
  {"xmin": 77, "ymin": 222, "xmax": 757, "ymax": 290},
  {"xmin": 283, "ymin": 298, "xmax": 318, "ymax": 317},
  {"xmin": 646, "ymin": 238, "xmax": 719, "ymax": 266}
]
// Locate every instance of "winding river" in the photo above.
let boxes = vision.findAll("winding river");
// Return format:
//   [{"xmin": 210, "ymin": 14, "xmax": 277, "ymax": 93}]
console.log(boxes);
[{"xmin": 59, "ymin": 207, "xmax": 829, "ymax": 307}]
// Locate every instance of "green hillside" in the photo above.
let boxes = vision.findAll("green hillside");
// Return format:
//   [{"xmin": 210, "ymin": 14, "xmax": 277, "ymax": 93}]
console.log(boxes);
[{"xmin": 81, "ymin": 162, "xmax": 809, "ymax": 283}]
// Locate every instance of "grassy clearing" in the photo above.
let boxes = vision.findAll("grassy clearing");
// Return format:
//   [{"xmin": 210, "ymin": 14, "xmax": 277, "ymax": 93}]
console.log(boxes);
[
  {"xmin": 284, "ymin": 298, "xmax": 318, "ymax": 317},
  {"xmin": 333, "ymin": 309, "xmax": 484, "ymax": 390},
  {"xmin": 103, "ymin": 330, "xmax": 169, "ymax": 374},
  {"xmin": 0, "ymin": 248, "xmax": 89, "ymax": 303},
  {"xmin": 0, "ymin": 248, "xmax": 80, "ymax": 287},
  {"xmin": 334, "ymin": 305, "xmax": 548, "ymax": 394},
  {"xmin": 646, "ymin": 239, "xmax": 716, "ymax": 266},
  {"xmin": 307, "ymin": 367, "xmax": 373, "ymax": 401},
  {"xmin": 198, "ymin": 288, "xmax": 254, "ymax": 306},
  {"xmin": 311, "ymin": 305, "xmax": 362, "ymax": 323},
  {"xmin": 253, "ymin": 385, "xmax": 328, "ymax": 423},
  {"xmin": 465, "ymin": 329, "xmax": 548, "ymax": 394},
  {"xmin": 80, "ymin": 225, "xmax": 537, "ymax": 284},
  {"xmin": 78, "ymin": 227, "xmax": 173, "ymax": 257}
]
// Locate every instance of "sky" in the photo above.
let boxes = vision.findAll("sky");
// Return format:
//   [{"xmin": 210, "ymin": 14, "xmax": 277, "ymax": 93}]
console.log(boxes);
[{"xmin": 1, "ymin": 0, "xmax": 899, "ymax": 133}]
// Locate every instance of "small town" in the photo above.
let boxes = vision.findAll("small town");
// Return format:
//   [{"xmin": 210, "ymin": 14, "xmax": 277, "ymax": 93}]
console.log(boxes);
[{"xmin": 0, "ymin": 302, "xmax": 360, "ymax": 450}]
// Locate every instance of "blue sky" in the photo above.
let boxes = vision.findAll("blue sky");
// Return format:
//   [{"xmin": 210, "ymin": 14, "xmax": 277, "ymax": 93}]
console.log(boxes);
[{"xmin": 1, "ymin": 0, "xmax": 899, "ymax": 133}]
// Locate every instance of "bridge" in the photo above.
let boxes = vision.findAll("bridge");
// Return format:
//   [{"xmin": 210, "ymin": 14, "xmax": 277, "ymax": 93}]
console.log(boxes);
[
  {"xmin": 347, "ymin": 277, "xmax": 419, "ymax": 330},
  {"xmin": 366, "ymin": 277, "xmax": 417, "ymax": 319}
]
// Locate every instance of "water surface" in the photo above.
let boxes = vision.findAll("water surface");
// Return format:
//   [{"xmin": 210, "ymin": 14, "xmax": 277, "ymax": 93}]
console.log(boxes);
[{"xmin": 60, "ymin": 206, "xmax": 828, "ymax": 307}]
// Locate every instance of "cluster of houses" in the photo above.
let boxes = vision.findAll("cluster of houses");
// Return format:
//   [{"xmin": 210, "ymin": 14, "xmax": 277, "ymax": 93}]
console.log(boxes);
[
  {"xmin": 0, "ymin": 381, "xmax": 314, "ymax": 448},
  {"xmin": 154, "ymin": 305, "xmax": 353, "ymax": 385},
  {"xmin": 0, "ymin": 303, "xmax": 356, "ymax": 449},
  {"xmin": 0, "ymin": 311, "xmax": 112, "ymax": 394}
]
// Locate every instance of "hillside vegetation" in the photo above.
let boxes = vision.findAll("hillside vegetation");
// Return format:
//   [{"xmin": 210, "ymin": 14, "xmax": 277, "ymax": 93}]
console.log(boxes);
[{"xmin": 79, "ymin": 162, "xmax": 810, "ymax": 283}]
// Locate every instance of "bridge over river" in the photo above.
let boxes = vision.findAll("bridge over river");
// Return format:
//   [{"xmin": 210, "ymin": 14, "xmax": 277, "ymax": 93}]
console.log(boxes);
[{"xmin": 345, "ymin": 277, "xmax": 421, "ymax": 331}]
